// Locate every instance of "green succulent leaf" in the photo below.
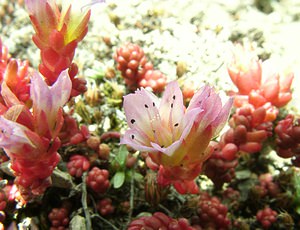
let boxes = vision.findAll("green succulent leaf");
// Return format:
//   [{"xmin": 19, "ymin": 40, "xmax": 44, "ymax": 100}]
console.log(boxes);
[
  {"xmin": 70, "ymin": 215, "xmax": 86, "ymax": 230},
  {"xmin": 115, "ymin": 145, "xmax": 128, "ymax": 167},
  {"xmin": 235, "ymin": 169, "xmax": 251, "ymax": 180},
  {"xmin": 112, "ymin": 171, "xmax": 125, "ymax": 189},
  {"xmin": 125, "ymin": 170, "xmax": 143, "ymax": 182}
]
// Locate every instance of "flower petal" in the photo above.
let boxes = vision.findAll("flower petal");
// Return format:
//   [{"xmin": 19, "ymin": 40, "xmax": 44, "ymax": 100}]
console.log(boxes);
[
  {"xmin": 159, "ymin": 81, "xmax": 185, "ymax": 135},
  {"xmin": 25, "ymin": 0, "xmax": 59, "ymax": 39},
  {"xmin": 1, "ymin": 82, "xmax": 21, "ymax": 107},
  {"xmin": 153, "ymin": 107, "xmax": 203, "ymax": 158},
  {"xmin": 261, "ymin": 75, "xmax": 279, "ymax": 102},
  {"xmin": 30, "ymin": 70, "xmax": 52, "ymax": 116},
  {"xmin": 179, "ymin": 107, "xmax": 203, "ymax": 139},
  {"xmin": 280, "ymin": 72, "xmax": 293, "ymax": 92},
  {"xmin": 196, "ymin": 90, "xmax": 223, "ymax": 132},
  {"xmin": 30, "ymin": 70, "xmax": 71, "ymax": 137},
  {"xmin": 123, "ymin": 87, "xmax": 160, "ymax": 141},
  {"xmin": 0, "ymin": 116, "xmax": 34, "ymax": 153},
  {"xmin": 151, "ymin": 139, "xmax": 183, "ymax": 156},
  {"xmin": 59, "ymin": 0, "xmax": 92, "ymax": 43},
  {"xmin": 187, "ymin": 85, "xmax": 211, "ymax": 112},
  {"xmin": 211, "ymin": 97, "xmax": 233, "ymax": 134},
  {"xmin": 120, "ymin": 129, "xmax": 157, "ymax": 153},
  {"xmin": 50, "ymin": 70, "xmax": 72, "ymax": 110}
]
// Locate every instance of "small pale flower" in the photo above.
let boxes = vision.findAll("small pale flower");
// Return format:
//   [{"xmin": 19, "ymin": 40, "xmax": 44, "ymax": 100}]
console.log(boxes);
[
  {"xmin": 260, "ymin": 60, "xmax": 294, "ymax": 108},
  {"xmin": 121, "ymin": 81, "xmax": 233, "ymax": 180},
  {"xmin": 0, "ymin": 71, "xmax": 69, "ymax": 198},
  {"xmin": 227, "ymin": 43, "xmax": 262, "ymax": 95},
  {"xmin": 25, "ymin": 0, "xmax": 98, "ymax": 48},
  {"xmin": 25, "ymin": 0, "xmax": 103, "ymax": 86},
  {"xmin": 30, "ymin": 69, "xmax": 71, "ymax": 138},
  {"xmin": 228, "ymin": 44, "xmax": 294, "ymax": 115},
  {"xmin": 0, "ymin": 116, "xmax": 34, "ymax": 154}
]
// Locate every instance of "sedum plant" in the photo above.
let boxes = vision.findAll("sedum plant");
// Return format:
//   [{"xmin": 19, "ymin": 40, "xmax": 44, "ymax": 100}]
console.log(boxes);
[{"xmin": 0, "ymin": 1, "xmax": 299, "ymax": 229}]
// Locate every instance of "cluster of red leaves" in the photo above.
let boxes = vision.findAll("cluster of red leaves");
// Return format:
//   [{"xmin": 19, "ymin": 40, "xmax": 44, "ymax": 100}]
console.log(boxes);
[
  {"xmin": 0, "ymin": 0, "xmax": 95, "ymax": 203},
  {"xmin": 256, "ymin": 207, "xmax": 278, "ymax": 229},
  {"xmin": 0, "ymin": 38, "xmax": 30, "ymax": 112},
  {"xmin": 27, "ymin": 1, "xmax": 90, "ymax": 97},
  {"xmin": 191, "ymin": 192, "xmax": 231, "ymax": 230},
  {"xmin": 128, "ymin": 212, "xmax": 195, "ymax": 230},
  {"xmin": 253, "ymin": 173, "xmax": 281, "ymax": 198},
  {"xmin": 97, "ymin": 198, "xmax": 115, "ymax": 216},
  {"xmin": 59, "ymin": 113, "xmax": 90, "ymax": 146},
  {"xmin": 48, "ymin": 207, "xmax": 70, "ymax": 230},
  {"xmin": 86, "ymin": 167, "xmax": 110, "ymax": 194},
  {"xmin": 227, "ymin": 43, "xmax": 293, "ymax": 113},
  {"xmin": 114, "ymin": 43, "xmax": 167, "ymax": 93},
  {"xmin": 203, "ymin": 141, "xmax": 238, "ymax": 189},
  {"xmin": 0, "ymin": 38, "xmax": 63, "ymax": 200},
  {"xmin": 203, "ymin": 43, "xmax": 295, "ymax": 188},
  {"xmin": 274, "ymin": 115, "xmax": 300, "ymax": 166},
  {"xmin": 227, "ymin": 43, "xmax": 294, "ymax": 150}
]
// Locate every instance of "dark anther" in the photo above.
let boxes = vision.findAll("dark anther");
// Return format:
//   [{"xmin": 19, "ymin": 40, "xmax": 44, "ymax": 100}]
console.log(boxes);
[
  {"xmin": 161, "ymin": 145, "xmax": 164, "ymax": 148},
  {"xmin": 171, "ymin": 103, "xmax": 173, "ymax": 108},
  {"xmin": 145, "ymin": 104, "xmax": 149, "ymax": 108},
  {"xmin": 131, "ymin": 135, "xmax": 135, "ymax": 139},
  {"xmin": 174, "ymin": 123, "xmax": 179, "ymax": 127},
  {"xmin": 153, "ymin": 102, "xmax": 155, "ymax": 107},
  {"xmin": 131, "ymin": 119, "xmax": 135, "ymax": 124},
  {"xmin": 173, "ymin": 95, "xmax": 176, "ymax": 100},
  {"xmin": 153, "ymin": 130, "xmax": 156, "ymax": 133}
]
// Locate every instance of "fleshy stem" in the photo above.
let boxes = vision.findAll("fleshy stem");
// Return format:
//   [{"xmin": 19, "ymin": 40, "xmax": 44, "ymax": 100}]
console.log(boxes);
[
  {"xmin": 125, "ymin": 168, "xmax": 135, "ymax": 229},
  {"xmin": 81, "ymin": 172, "xmax": 92, "ymax": 230},
  {"xmin": 158, "ymin": 204, "xmax": 172, "ymax": 216},
  {"xmin": 100, "ymin": 131, "xmax": 121, "ymax": 142}
]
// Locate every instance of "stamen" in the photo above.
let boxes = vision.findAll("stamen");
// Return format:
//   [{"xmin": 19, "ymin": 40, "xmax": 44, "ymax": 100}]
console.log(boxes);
[
  {"xmin": 145, "ymin": 104, "xmax": 149, "ymax": 108},
  {"xmin": 131, "ymin": 135, "xmax": 135, "ymax": 139},
  {"xmin": 173, "ymin": 95, "xmax": 176, "ymax": 100},
  {"xmin": 131, "ymin": 119, "xmax": 135, "ymax": 124},
  {"xmin": 174, "ymin": 123, "xmax": 179, "ymax": 127}
]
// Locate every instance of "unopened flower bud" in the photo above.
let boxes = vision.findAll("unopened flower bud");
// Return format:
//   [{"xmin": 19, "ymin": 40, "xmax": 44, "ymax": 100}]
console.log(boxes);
[{"xmin": 98, "ymin": 143, "xmax": 110, "ymax": 160}]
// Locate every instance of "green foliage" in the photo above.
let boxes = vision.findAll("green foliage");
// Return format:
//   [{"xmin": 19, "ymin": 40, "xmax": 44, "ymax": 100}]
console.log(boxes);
[
  {"xmin": 70, "ymin": 215, "xmax": 86, "ymax": 230},
  {"xmin": 112, "ymin": 171, "xmax": 126, "ymax": 189},
  {"xmin": 110, "ymin": 145, "xmax": 142, "ymax": 189},
  {"xmin": 115, "ymin": 145, "xmax": 128, "ymax": 167},
  {"xmin": 110, "ymin": 145, "xmax": 128, "ymax": 188},
  {"xmin": 293, "ymin": 170, "xmax": 300, "ymax": 215}
]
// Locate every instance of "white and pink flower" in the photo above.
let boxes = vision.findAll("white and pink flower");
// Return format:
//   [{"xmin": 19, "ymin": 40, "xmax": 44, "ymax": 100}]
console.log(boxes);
[
  {"xmin": 121, "ymin": 81, "xmax": 233, "ymax": 186},
  {"xmin": 0, "ymin": 70, "xmax": 71, "ymax": 198}
]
